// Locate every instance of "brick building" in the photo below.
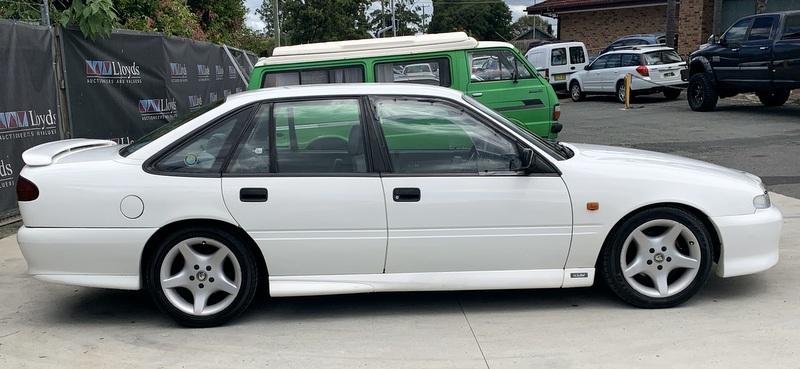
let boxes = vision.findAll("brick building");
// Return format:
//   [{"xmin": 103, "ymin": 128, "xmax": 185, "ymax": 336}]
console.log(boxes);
[{"xmin": 526, "ymin": 0, "xmax": 799, "ymax": 56}]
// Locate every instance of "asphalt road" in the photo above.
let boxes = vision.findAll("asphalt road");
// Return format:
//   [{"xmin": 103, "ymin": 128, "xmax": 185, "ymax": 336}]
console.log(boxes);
[{"xmin": 558, "ymin": 92, "xmax": 800, "ymax": 198}]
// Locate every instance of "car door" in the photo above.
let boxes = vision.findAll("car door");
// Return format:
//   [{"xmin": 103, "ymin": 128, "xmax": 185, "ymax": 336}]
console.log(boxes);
[
  {"xmin": 582, "ymin": 54, "xmax": 609, "ymax": 92},
  {"xmin": 739, "ymin": 15, "xmax": 779, "ymax": 87},
  {"xmin": 466, "ymin": 49, "xmax": 551, "ymax": 137},
  {"xmin": 221, "ymin": 99, "xmax": 388, "ymax": 276},
  {"xmin": 715, "ymin": 17, "xmax": 753, "ymax": 84},
  {"xmin": 369, "ymin": 96, "xmax": 573, "ymax": 273},
  {"xmin": 774, "ymin": 13, "xmax": 800, "ymax": 87},
  {"xmin": 599, "ymin": 54, "xmax": 623, "ymax": 91}
]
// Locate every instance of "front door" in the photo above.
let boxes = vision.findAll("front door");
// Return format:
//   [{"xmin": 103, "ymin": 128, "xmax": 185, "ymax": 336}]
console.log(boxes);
[
  {"xmin": 466, "ymin": 49, "xmax": 552, "ymax": 137},
  {"xmin": 369, "ymin": 96, "xmax": 573, "ymax": 274},
  {"xmin": 739, "ymin": 15, "xmax": 778, "ymax": 87},
  {"xmin": 582, "ymin": 54, "xmax": 609, "ymax": 92},
  {"xmin": 714, "ymin": 17, "xmax": 752, "ymax": 85},
  {"xmin": 221, "ymin": 99, "xmax": 387, "ymax": 276}
]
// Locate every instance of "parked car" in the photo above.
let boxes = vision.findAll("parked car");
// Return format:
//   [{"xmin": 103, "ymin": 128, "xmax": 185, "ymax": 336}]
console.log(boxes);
[
  {"xmin": 17, "ymin": 84, "xmax": 781, "ymax": 327},
  {"xmin": 252, "ymin": 32, "xmax": 563, "ymax": 140},
  {"xmin": 598, "ymin": 33, "xmax": 667, "ymax": 56},
  {"xmin": 568, "ymin": 46, "xmax": 687, "ymax": 103},
  {"xmin": 525, "ymin": 41, "xmax": 589, "ymax": 92},
  {"xmin": 686, "ymin": 11, "xmax": 800, "ymax": 111}
]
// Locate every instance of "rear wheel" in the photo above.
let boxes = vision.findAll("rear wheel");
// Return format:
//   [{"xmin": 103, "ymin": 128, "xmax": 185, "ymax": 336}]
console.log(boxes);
[
  {"xmin": 600, "ymin": 207, "xmax": 713, "ymax": 308},
  {"xmin": 757, "ymin": 89, "xmax": 790, "ymax": 107},
  {"xmin": 570, "ymin": 81, "xmax": 585, "ymax": 102},
  {"xmin": 687, "ymin": 73, "xmax": 718, "ymax": 111},
  {"xmin": 663, "ymin": 88, "xmax": 681, "ymax": 100},
  {"xmin": 145, "ymin": 227, "xmax": 259, "ymax": 327}
]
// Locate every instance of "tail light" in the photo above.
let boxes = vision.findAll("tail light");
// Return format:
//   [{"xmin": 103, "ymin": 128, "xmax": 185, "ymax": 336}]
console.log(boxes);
[
  {"xmin": 553, "ymin": 104, "xmax": 561, "ymax": 121},
  {"xmin": 636, "ymin": 65, "xmax": 649, "ymax": 76},
  {"xmin": 16, "ymin": 176, "xmax": 39, "ymax": 202}
]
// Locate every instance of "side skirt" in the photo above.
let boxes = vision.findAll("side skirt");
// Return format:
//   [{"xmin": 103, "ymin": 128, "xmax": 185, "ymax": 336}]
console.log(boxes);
[{"xmin": 269, "ymin": 268, "xmax": 595, "ymax": 297}]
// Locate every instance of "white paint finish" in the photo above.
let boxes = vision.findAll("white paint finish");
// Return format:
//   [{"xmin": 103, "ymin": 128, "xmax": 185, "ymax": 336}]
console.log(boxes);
[
  {"xmin": 34, "ymin": 274, "xmax": 139, "ymax": 290},
  {"xmin": 120, "ymin": 195, "xmax": 144, "ymax": 219},
  {"xmin": 222, "ymin": 177, "xmax": 388, "ymax": 276},
  {"xmin": 269, "ymin": 269, "xmax": 566, "ymax": 297},
  {"xmin": 16, "ymin": 226, "xmax": 154, "ymax": 277},
  {"xmin": 21, "ymin": 138, "xmax": 116, "ymax": 166},
  {"xmin": 712, "ymin": 206, "xmax": 782, "ymax": 277},
  {"xmin": 525, "ymin": 42, "xmax": 589, "ymax": 84},
  {"xmin": 568, "ymin": 46, "xmax": 687, "ymax": 93},
  {"xmin": 381, "ymin": 176, "xmax": 572, "ymax": 273},
  {"xmin": 562, "ymin": 267, "xmax": 596, "ymax": 288}
]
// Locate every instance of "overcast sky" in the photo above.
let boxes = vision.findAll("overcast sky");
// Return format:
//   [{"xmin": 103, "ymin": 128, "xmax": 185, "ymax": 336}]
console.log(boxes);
[{"xmin": 244, "ymin": 0, "xmax": 536, "ymax": 31}]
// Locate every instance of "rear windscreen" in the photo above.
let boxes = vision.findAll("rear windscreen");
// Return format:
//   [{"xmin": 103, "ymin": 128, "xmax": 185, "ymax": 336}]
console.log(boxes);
[{"xmin": 643, "ymin": 50, "xmax": 682, "ymax": 65}]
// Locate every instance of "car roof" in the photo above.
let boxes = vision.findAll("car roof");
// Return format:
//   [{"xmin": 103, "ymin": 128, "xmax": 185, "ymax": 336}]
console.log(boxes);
[
  {"xmin": 255, "ymin": 33, "xmax": 516, "ymax": 66},
  {"xmin": 225, "ymin": 83, "xmax": 466, "ymax": 104},
  {"xmin": 614, "ymin": 33, "xmax": 665, "ymax": 41}
]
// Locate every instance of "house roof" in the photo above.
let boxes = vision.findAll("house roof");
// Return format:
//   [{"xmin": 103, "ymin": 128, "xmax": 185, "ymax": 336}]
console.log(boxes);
[{"xmin": 526, "ymin": 0, "xmax": 667, "ymax": 15}]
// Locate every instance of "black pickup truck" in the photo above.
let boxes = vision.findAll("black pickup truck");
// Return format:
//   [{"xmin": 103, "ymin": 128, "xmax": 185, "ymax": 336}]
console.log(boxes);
[{"xmin": 686, "ymin": 11, "xmax": 800, "ymax": 111}]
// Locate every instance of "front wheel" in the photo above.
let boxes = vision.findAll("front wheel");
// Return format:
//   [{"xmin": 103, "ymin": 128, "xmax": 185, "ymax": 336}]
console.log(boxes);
[
  {"xmin": 145, "ymin": 227, "xmax": 260, "ymax": 327},
  {"xmin": 600, "ymin": 207, "xmax": 713, "ymax": 308},
  {"xmin": 570, "ymin": 82, "xmax": 585, "ymax": 102},
  {"xmin": 687, "ymin": 73, "xmax": 719, "ymax": 111},
  {"xmin": 757, "ymin": 89, "xmax": 790, "ymax": 107}
]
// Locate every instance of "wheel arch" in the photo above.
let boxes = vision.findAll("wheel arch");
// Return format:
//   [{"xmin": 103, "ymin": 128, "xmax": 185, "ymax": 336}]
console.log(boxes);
[
  {"xmin": 139, "ymin": 218, "xmax": 269, "ymax": 292},
  {"xmin": 689, "ymin": 57, "xmax": 713, "ymax": 78}
]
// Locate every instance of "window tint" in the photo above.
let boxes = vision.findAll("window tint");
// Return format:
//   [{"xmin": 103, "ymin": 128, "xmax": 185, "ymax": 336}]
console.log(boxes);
[
  {"xmin": 228, "ymin": 105, "xmax": 271, "ymax": 174},
  {"xmin": 155, "ymin": 107, "xmax": 252, "ymax": 173},
  {"xmin": 784, "ymin": 14, "xmax": 800, "ymax": 40},
  {"xmin": 551, "ymin": 48, "xmax": 567, "ymax": 66},
  {"xmin": 374, "ymin": 58, "xmax": 451, "ymax": 86},
  {"xmin": 569, "ymin": 46, "xmax": 586, "ymax": 64},
  {"xmin": 621, "ymin": 54, "xmax": 641, "ymax": 67},
  {"xmin": 605, "ymin": 54, "xmax": 622, "ymax": 68},
  {"xmin": 749, "ymin": 16, "xmax": 775, "ymax": 40},
  {"xmin": 590, "ymin": 55, "xmax": 609, "ymax": 69},
  {"xmin": 262, "ymin": 66, "xmax": 364, "ymax": 87},
  {"xmin": 469, "ymin": 50, "xmax": 532, "ymax": 82},
  {"xmin": 643, "ymin": 50, "xmax": 682, "ymax": 65},
  {"xmin": 373, "ymin": 97, "xmax": 521, "ymax": 174},
  {"xmin": 274, "ymin": 99, "xmax": 366, "ymax": 173},
  {"xmin": 724, "ymin": 18, "xmax": 752, "ymax": 43}
]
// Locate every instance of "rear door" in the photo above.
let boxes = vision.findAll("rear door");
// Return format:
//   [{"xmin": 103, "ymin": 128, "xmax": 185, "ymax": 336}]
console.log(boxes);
[
  {"xmin": 774, "ymin": 13, "xmax": 800, "ymax": 87},
  {"xmin": 221, "ymin": 98, "xmax": 388, "ymax": 276},
  {"xmin": 739, "ymin": 15, "xmax": 779, "ymax": 86},
  {"xmin": 466, "ymin": 49, "xmax": 552, "ymax": 137}
]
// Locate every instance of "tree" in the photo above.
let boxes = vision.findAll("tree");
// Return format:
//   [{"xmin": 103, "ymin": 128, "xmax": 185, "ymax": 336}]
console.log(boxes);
[
  {"xmin": 367, "ymin": 0, "xmax": 428, "ymax": 36},
  {"xmin": 256, "ymin": 0, "xmax": 285, "ymax": 35},
  {"xmin": 428, "ymin": 0, "xmax": 512, "ymax": 41},
  {"xmin": 115, "ymin": 0, "xmax": 205, "ymax": 39},
  {"xmin": 187, "ymin": 0, "xmax": 248, "ymax": 44},
  {"xmin": 58, "ymin": 0, "xmax": 118, "ymax": 40},
  {"xmin": 278, "ymin": 0, "xmax": 372, "ymax": 45},
  {"xmin": 510, "ymin": 15, "xmax": 553, "ymax": 39}
]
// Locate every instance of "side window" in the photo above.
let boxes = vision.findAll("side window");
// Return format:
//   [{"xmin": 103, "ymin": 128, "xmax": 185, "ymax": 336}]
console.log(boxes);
[
  {"xmin": 569, "ymin": 46, "xmax": 586, "ymax": 64},
  {"xmin": 551, "ymin": 48, "xmax": 567, "ymax": 66},
  {"xmin": 155, "ymin": 107, "xmax": 253, "ymax": 174},
  {"xmin": 724, "ymin": 18, "xmax": 752, "ymax": 44},
  {"xmin": 590, "ymin": 55, "xmax": 609, "ymax": 69},
  {"xmin": 605, "ymin": 54, "xmax": 622, "ymax": 68},
  {"xmin": 374, "ymin": 58, "xmax": 451, "ymax": 87},
  {"xmin": 621, "ymin": 54, "xmax": 641, "ymax": 67},
  {"xmin": 470, "ymin": 50, "xmax": 531, "ymax": 82},
  {"xmin": 262, "ymin": 66, "xmax": 364, "ymax": 88},
  {"xmin": 228, "ymin": 105, "xmax": 271, "ymax": 174},
  {"xmin": 273, "ymin": 99, "xmax": 366, "ymax": 173},
  {"xmin": 748, "ymin": 16, "xmax": 775, "ymax": 41},
  {"xmin": 373, "ymin": 97, "xmax": 521, "ymax": 174},
  {"xmin": 783, "ymin": 15, "xmax": 800, "ymax": 40}
]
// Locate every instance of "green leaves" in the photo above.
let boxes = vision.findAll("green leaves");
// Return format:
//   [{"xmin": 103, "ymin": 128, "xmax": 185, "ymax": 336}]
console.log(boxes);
[
  {"xmin": 428, "ymin": 0, "xmax": 512, "ymax": 41},
  {"xmin": 59, "ymin": 0, "xmax": 118, "ymax": 40}
]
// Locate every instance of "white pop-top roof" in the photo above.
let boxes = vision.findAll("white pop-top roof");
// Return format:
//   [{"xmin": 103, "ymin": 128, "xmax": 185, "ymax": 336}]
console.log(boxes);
[{"xmin": 255, "ymin": 32, "xmax": 513, "ymax": 66}]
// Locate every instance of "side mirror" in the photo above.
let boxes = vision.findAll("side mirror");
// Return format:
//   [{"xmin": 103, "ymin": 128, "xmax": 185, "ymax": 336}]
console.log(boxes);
[
  {"xmin": 584, "ymin": 64, "xmax": 591, "ymax": 71},
  {"xmin": 707, "ymin": 34, "xmax": 718, "ymax": 44},
  {"xmin": 511, "ymin": 148, "xmax": 535, "ymax": 172}
]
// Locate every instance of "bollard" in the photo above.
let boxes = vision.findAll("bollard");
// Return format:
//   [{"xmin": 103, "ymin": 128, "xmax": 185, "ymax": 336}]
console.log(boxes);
[{"xmin": 625, "ymin": 73, "xmax": 632, "ymax": 109}]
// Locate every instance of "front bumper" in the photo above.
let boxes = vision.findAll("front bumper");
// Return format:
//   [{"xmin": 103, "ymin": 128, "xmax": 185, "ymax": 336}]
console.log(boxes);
[
  {"xmin": 16, "ymin": 226, "xmax": 155, "ymax": 290},
  {"xmin": 712, "ymin": 206, "xmax": 782, "ymax": 278}
]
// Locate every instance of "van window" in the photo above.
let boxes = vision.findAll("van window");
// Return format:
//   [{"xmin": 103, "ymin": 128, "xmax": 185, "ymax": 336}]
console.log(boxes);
[
  {"xmin": 470, "ymin": 50, "xmax": 532, "ymax": 82},
  {"xmin": 262, "ymin": 66, "xmax": 364, "ymax": 87},
  {"xmin": 568, "ymin": 46, "xmax": 585, "ymax": 64},
  {"xmin": 551, "ymin": 48, "xmax": 566, "ymax": 66},
  {"xmin": 374, "ymin": 58, "xmax": 451, "ymax": 87}
]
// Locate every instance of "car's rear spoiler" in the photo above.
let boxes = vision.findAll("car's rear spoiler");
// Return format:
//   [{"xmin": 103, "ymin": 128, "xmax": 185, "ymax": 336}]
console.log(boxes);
[{"xmin": 22, "ymin": 138, "xmax": 117, "ymax": 167}]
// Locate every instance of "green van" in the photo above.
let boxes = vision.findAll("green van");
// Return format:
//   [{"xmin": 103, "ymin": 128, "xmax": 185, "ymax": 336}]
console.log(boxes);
[{"xmin": 247, "ymin": 32, "xmax": 562, "ymax": 139}]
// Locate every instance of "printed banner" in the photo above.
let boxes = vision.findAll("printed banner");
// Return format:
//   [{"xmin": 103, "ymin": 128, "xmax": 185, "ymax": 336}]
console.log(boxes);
[{"xmin": 0, "ymin": 21, "xmax": 61, "ymax": 217}]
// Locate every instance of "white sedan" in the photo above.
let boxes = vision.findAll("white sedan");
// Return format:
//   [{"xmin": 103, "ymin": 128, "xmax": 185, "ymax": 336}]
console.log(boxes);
[{"xmin": 16, "ymin": 84, "xmax": 781, "ymax": 327}]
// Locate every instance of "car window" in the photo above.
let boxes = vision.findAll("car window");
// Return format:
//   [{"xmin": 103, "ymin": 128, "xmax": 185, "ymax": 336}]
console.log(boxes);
[
  {"xmin": 605, "ymin": 54, "xmax": 622, "ymax": 68},
  {"xmin": 262, "ymin": 66, "xmax": 364, "ymax": 87},
  {"xmin": 749, "ymin": 16, "xmax": 775, "ymax": 41},
  {"xmin": 621, "ymin": 54, "xmax": 641, "ymax": 67},
  {"xmin": 374, "ymin": 58, "xmax": 451, "ymax": 87},
  {"xmin": 469, "ymin": 50, "xmax": 532, "ymax": 82},
  {"xmin": 783, "ymin": 14, "xmax": 800, "ymax": 40},
  {"xmin": 373, "ymin": 97, "xmax": 521, "ymax": 174},
  {"xmin": 643, "ymin": 50, "xmax": 682, "ymax": 65},
  {"xmin": 724, "ymin": 18, "xmax": 752, "ymax": 44},
  {"xmin": 590, "ymin": 55, "xmax": 609, "ymax": 69},
  {"xmin": 227, "ymin": 105, "xmax": 271, "ymax": 174},
  {"xmin": 154, "ymin": 106, "xmax": 253, "ymax": 173},
  {"xmin": 551, "ymin": 48, "xmax": 567, "ymax": 66},
  {"xmin": 569, "ymin": 46, "xmax": 586, "ymax": 64}
]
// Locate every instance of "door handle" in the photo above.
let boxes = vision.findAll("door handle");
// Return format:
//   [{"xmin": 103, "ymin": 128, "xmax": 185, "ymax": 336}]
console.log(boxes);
[
  {"xmin": 570, "ymin": 66, "xmax": 576, "ymax": 70},
  {"xmin": 393, "ymin": 188, "xmax": 421, "ymax": 202},
  {"xmin": 759, "ymin": 46, "xmax": 769, "ymax": 50},
  {"xmin": 731, "ymin": 48, "xmax": 740, "ymax": 52},
  {"xmin": 470, "ymin": 92, "xmax": 483, "ymax": 97},
  {"xmin": 240, "ymin": 188, "xmax": 268, "ymax": 202}
]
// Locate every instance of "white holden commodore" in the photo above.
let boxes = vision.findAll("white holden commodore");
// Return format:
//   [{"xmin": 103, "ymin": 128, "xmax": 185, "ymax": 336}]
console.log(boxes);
[{"xmin": 16, "ymin": 84, "xmax": 781, "ymax": 327}]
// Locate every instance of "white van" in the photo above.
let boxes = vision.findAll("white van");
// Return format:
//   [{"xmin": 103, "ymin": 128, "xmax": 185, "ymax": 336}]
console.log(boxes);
[{"xmin": 525, "ymin": 41, "xmax": 589, "ymax": 92}]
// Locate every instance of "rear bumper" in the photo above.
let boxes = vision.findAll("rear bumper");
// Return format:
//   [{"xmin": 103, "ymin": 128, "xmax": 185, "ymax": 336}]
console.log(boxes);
[
  {"xmin": 16, "ymin": 226, "xmax": 155, "ymax": 290},
  {"xmin": 712, "ymin": 206, "xmax": 782, "ymax": 278}
]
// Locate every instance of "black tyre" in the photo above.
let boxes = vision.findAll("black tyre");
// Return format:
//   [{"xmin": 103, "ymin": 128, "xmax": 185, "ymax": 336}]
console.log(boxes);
[
  {"xmin": 144, "ymin": 226, "xmax": 260, "ymax": 327},
  {"xmin": 616, "ymin": 81, "xmax": 628, "ymax": 103},
  {"xmin": 756, "ymin": 89, "xmax": 790, "ymax": 107},
  {"xmin": 570, "ymin": 81, "xmax": 585, "ymax": 102},
  {"xmin": 687, "ymin": 73, "xmax": 719, "ymax": 111},
  {"xmin": 599, "ymin": 207, "xmax": 713, "ymax": 308},
  {"xmin": 663, "ymin": 88, "xmax": 681, "ymax": 100}
]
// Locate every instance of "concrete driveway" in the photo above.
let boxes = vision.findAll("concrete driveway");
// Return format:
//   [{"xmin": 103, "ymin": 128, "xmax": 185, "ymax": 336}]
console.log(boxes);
[{"xmin": 0, "ymin": 192, "xmax": 797, "ymax": 369}]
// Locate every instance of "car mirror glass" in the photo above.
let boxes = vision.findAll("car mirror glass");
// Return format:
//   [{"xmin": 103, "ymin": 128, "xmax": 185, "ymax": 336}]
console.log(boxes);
[{"xmin": 511, "ymin": 148, "xmax": 534, "ymax": 172}]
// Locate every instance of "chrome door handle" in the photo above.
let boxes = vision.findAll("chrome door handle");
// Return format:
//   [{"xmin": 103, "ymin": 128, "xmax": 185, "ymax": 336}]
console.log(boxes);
[
  {"xmin": 471, "ymin": 92, "xmax": 483, "ymax": 97},
  {"xmin": 760, "ymin": 46, "xmax": 769, "ymax": 50},
  {"xmin": 731, "ymin": 48, "xmax": 740, "ymax": 52}
]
